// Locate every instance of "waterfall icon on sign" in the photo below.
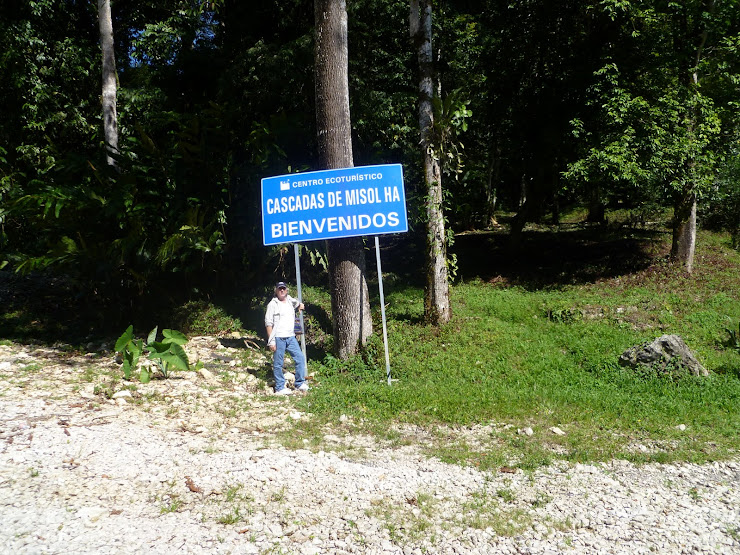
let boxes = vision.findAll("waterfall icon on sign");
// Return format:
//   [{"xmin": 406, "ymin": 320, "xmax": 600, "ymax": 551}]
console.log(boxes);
[{"xmin": 280, "ymin": 179, "xmax": 290, "ymax": 191}]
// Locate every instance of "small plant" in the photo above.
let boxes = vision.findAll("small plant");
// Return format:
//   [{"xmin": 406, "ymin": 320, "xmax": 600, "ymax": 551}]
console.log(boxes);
[
  {"xmin": 115, "ymin": 325, "xmax": 191, "ymax": 381},
  {"xmin": 224, "ymin": 483, "xmax": 243, "ymax": 503},
  {"xmin": 217, "ymin": 506, "xmax": 243, "ymax": 525},
  {"xmin": 726, "ymin": 525, "xmax": 740, "ymax": 543},
  {"xmin": 82, "ymin": 366, "xmax": 98, "ymax": 382},
  {"xmin": 270, "ymin": 486, "xmax": 287, "ymax": 503},
  {"xmin": 725, "ymin": 321, "xmax": 740, "ymax": 354},
  {"xmin": 215, "ymin": 483, "xmax": 254, "ymax": 525},
  {"xmin": 546, "ymin": 306, "xmax": 582, "ymax": 324},
  {"xmin": 148, "ymin": 328, "xmax": 190, "ymax": 379},
  {"xmin": 160, "ymin": 497, "xmax": 183, "ymax": 514},
  {"xmin": 93, "ymin": 380, "xmax": 117, "ymax": 399},
  {"xmin": 688, "ymin": 487, "xmax": 701, "ymax": 502},
  {"xmin": 496, "ymin": 487, "xmax": 515, "ymax": 503},
  {"xmin": 530, "ymin": 492, "xmax": 552, "ymax": 508},
  {"xmin": 115, "ymin": 326, "xmax": 145, "ymax": 380}
]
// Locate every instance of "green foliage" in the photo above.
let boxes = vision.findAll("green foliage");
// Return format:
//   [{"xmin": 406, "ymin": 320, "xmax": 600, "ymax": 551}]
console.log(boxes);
[
  {"xmin": 701, "ymin": 148, "xmax": 740, "ymax": 241},
  {"xmin": 1, "ymin": 2, "xmax": 233, "ymax": 300},
  {"xmin": 115, "ymin": 325, "xmax": 191, "ymax": 381},
  {"xmin": 564, "ymin": 0, "xmax": 738, "ymax": 216},
  {"xmin": 1, "ymin": 0, "xmax": 739, "ymax": 348},
  {"xmin": 320, "ymin": 333, "xmax": 386, "ymax": 383},
  {"xmin": 2, "ymin": 0, "xmax": 738, "ymax": 298},
  {"xmin": 725, "ymin": 321, "xmax": 740, "ymax": 354},
  {"xmin": 115, "ymin": 325, "xmax": 144, "ymax": 380},
  {"xmin": 430, "ymin": 89, "xmax": 473, "ymax": 179},
  {"xmin": 171, "ymin": 301, "xmax": 243, "ymax": 336},
  {"xmin": 300, "ymin": 244, "xmax": 329, "ymax": 273},
  {"xmin": 545, "ymin": 305, "xmax": 583, "ymax": 324},
  {"xmin": 148, "ymin": 327, "xmax": 190, "ymax": 379}
]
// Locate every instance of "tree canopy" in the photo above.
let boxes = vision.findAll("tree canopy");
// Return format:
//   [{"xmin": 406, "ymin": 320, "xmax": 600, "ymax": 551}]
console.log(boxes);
[{"xmin": 1, "ymin": 0, "xmax": 738, "ymax": 316}]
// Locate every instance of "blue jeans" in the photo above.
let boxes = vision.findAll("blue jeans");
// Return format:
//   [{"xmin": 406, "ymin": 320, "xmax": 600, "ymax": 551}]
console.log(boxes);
[{"xmin": 272, "ymin": 336, "xmax": 306, "ymax": 391}]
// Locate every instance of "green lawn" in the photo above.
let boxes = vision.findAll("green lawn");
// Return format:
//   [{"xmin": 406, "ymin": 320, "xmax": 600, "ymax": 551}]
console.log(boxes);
[{"xmin": 299, "ymin": 229, "xmax": 740, "ymax": 468}]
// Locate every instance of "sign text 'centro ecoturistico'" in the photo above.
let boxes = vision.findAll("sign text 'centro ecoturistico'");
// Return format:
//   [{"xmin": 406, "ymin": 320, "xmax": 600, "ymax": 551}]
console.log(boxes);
[{"xmin": 261, "ymin": 164, "xmax": 408, "ymax": 246}]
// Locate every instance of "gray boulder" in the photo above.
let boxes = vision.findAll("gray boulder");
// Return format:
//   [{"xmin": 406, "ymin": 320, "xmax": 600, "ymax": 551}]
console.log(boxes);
[{"xmin": 619, "ymin": 334, "xmax": 708, "ymax": 377}]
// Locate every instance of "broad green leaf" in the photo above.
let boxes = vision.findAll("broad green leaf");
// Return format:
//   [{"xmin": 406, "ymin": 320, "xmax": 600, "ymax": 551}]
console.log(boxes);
[
  {"xmin": 162, "ymin": 329, "xmax": 188, "ymax": 345},
  {"xmin": 115, "ymin": 325, "xmax": 134, "ymax": 352},
  {"xmin": 157, "ymin": 343, "xmax": 190, "ymax": 372},
  {"xmin": 122, "ymin": 360, "xmax": 132, "ymax": 380},
  {"xmin": 147, "ymin": 341, "xmax": 170, "ymax": 355},
  {"xmin": 147, "ymin": 326, "xmax": 159, "ymax": 345}
]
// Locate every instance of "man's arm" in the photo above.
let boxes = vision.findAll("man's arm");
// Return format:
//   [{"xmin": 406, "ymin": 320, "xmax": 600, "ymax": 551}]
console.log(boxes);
[
  {"xmin": 265, "ymin": 300, "xmax": 277, "ymax": 351},
  {"xmin": 265, "ymin": 324, "xmax": 276, "ymax": 352},
  {"xmin": 289, "ymin": 296, "xmax": 305, "ymax": 311}
]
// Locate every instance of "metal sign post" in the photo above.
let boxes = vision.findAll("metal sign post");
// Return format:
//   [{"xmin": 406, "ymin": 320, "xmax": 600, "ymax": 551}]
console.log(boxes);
[
  {"xmin": 375, "ymin": 236, "xmax": 392, "ymax": 385},
  {"xmin": 294, "ymin": 244, "xmax": 307, "ymax": 362}
]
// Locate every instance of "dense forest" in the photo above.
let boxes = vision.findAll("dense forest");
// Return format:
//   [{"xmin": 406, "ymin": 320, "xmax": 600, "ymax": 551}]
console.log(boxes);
[{"xmin": 1, "ymin": 1, "xmax": 739, "ymax": 335}]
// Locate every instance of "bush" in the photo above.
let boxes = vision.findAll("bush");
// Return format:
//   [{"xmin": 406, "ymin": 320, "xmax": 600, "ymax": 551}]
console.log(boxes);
[{"xmin": 700, "ymin": 151, "xmax": 740, "ymax": 247}]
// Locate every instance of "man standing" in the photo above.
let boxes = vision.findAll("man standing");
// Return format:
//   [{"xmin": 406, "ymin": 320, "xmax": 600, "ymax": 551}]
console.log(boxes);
[{"xmin": 265, "ymin": 282, "xmax": 308, "ymax": 395}]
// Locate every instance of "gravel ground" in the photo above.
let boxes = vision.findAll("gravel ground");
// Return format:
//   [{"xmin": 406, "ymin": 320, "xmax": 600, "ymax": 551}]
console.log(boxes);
[{"xmin": 1, "ymin": 340, "xmax": 738, "ymax": 554}]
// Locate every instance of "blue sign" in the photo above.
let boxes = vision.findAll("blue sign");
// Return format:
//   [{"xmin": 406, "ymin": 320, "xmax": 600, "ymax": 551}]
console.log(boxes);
[{"xmin": 261, "ymin": 164, "xmax": 408, "ymax": 245}]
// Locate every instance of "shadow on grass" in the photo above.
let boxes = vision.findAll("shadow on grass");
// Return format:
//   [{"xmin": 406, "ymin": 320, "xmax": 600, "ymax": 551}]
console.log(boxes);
[
  {"xmin": 0, "ymin": 223, "xmax": 667, "ymax": 345},
  {"xmin": 451, "ymin": 224, "xmax": 666, "ymax": 289}
]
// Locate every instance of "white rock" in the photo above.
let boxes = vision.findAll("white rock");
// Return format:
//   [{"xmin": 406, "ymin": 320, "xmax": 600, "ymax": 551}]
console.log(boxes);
[{"xmin": 549, "ymin": 426, "xmax": 566, "ymax": 436}]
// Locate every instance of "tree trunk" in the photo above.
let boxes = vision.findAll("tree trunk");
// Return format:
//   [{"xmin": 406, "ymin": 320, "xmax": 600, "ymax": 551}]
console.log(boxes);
[
  {"xmin": 671, "ymin": 192, "xmax": 697, "ymax": 274},
  {"xmin": 670, "ymin": 0, "xmax": 713, "ymax": 274},
  {"xmin": 509, "ymin": 174, "xmax": 529, "ymax": 250},
  {"xmin": 518, "ymin": 174, "xmax": 528, "ymax": 208},
  {"xmin": 315, "ymin": 0, "xmax": 372, "ymax": 359},
  {"xmin": 98, "ymin": 0, "xmax": 118, "ymax": 168},
  {"xmin": 587, "ymin": 183, "xmax": 605, "ymax": 223},
  {"xmin": 485, "ymin": 144, "xmax": 500, "ymax": 228},
  {"xmin": 411, "ymin": 0, "xmax": 450, "ymax": 325}
]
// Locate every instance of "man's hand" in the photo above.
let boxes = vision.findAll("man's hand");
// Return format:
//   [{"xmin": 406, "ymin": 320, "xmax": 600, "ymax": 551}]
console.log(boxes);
[
  {"xmin": 265, "ymin": 325, "xmax": 276, "ymax": 351},
  {"xmin": 298, "ymin": 303, "xmax": 305, "ymax": 311}
]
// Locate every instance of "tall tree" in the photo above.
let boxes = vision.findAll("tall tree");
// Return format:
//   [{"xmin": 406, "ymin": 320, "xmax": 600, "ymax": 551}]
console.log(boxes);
[
  {"xmin": 565, "ymin": 0, "xmax": 738, "ymax": 274},
  {"xmin": 669, "ymin": 0, "xmax": 713, "ymax": 273},
  {"xmin": 410, "ymin": 0, "xmax": 451, "ymax": 325},
  {"xmin": 98, "ymin": 0, "xmax": 118, "ymax": 168},
  {"xmin": 315, "ymin": 0, "xmax": 373, "ymax": 359}
]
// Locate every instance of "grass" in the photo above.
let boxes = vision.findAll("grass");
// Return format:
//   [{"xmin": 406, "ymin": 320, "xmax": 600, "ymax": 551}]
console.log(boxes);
[
  {"xmin": 365, "ymin": 492, "xmax": 439, "ymax": 544},
  {"xmin": 460, "ymin": 488, "xmax": 532, "ymax": 534},
  {"xmin": 298, "ymin": 228, "xmax": 740, "ymax": 468},
  {"xmin": 2, "ymin": 221, "xmax": 738, "ymax": 470},
  {"xmin": 159, "ymin": 497, "xmax": 183, "ymax": 514},
  {"xmin": 214, "ymin": 482, "xmax": 254, "ymax": 525}
]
